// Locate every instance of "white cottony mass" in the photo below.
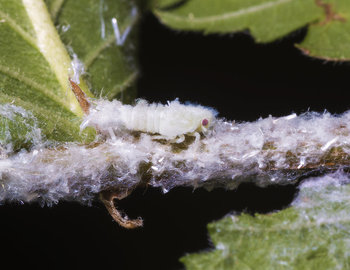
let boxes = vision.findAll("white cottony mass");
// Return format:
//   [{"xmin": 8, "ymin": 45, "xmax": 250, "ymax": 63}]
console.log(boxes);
[{"xmin": 0, "ymin": 99, "xmax": 349, "ymax": 205}]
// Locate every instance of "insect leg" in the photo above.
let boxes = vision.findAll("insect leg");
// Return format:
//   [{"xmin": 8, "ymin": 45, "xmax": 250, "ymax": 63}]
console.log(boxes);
[
  {"xmin": 175, "ymin": 134, "xmax": 185, "ymax": 144},
  {"xmin": 99, "ymin": 190, "xmax": 143, "ymax": 229},
  {"xmin": 193, "ymin": 132, "xmax": 200, "ymax": 144},
  {"xmin": 152, "ymin": 134, "xmax": 165, "ymax": 140}
]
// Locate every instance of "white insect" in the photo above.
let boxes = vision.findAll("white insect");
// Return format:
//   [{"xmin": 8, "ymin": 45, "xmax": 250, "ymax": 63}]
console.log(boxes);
[{"xmin": 82, "ymin": 99, "xmax": 217, "ymax": 142}]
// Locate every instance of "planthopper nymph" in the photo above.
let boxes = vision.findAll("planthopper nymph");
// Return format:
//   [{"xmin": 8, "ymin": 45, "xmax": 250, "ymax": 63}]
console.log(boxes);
[
  {"xmin": 70, "ymin": 79, "xmax": 217, "ymax": 142},
  {"xmin": 83, "ymin": 99, "xmax": 217, "ymax": 142},
  {"xmin": 69, "ymin": 79, "xmax": 217, "ymax": 228}
]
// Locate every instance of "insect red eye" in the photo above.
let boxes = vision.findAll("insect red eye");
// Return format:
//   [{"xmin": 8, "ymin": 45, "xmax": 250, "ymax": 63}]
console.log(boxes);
[{"xmin": 202, "ymin": 119, "xmax": 209, "ymax": 126}]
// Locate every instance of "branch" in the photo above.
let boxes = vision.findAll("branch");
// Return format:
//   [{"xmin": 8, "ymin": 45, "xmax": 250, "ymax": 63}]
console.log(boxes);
[{"xmin": 1, "ymin": 105, "xmax": 349, "ymax": 227}]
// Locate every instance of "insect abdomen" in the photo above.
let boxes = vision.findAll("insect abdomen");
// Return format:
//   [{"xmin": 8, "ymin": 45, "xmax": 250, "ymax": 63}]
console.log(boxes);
[
  {"xmin": 122, "ymin": 102, "xmax": 163, "ymax": 135},
  {"xmin": 117, "ymin": 99, "xmax": 215, "ymax": 139}
]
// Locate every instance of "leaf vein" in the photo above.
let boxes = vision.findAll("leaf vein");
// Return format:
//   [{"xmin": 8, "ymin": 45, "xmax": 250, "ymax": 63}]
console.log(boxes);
[
  {"xmin": 0, "ymin": 10, "xmax": 37, "ymax": 47},
  {"xmin": 106, "ymin": 70, "xmax": 138, "ymax": 100},
  {"xmin": 0, "ymin": 64, "xmax": 71, "ymax": 111},
  {"xmin": 49, "ymin": 0, "xmax": 66, "ymax": 22},
  {"xmin": 157, "ymin": 0, "xmax": 293, "ymax": 24}
]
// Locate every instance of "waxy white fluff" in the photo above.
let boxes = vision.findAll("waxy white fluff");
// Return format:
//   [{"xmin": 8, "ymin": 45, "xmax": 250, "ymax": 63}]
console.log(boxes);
[
  {"xmin": 0, "ymin": 102, "xmax": 350, "ymax": 204},
  {"xmin": 82, "ymin": 99, "xmax": 217, "ymax": 140}
]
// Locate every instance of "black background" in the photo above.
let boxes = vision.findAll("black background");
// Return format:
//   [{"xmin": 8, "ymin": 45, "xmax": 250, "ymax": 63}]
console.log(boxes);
[{"xmin": 1, "ymin": 13, "xmax": 350, "ymax": 270}]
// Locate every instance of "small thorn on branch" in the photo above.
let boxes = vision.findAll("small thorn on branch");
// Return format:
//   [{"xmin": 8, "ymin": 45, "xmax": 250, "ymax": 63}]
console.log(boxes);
[
  {"xmin": 99, "ymin": 190, "xmax": 143, "ymax": 229},
  {"xmin": 69, "ymin": 78, "xmax": 91, "ymax": 114}
]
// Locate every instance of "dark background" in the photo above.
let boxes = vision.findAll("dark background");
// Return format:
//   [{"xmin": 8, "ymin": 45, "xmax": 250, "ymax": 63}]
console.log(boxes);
[{"xmin": 1, "ymin": 13, "xmax": 350, "ymax": 270}]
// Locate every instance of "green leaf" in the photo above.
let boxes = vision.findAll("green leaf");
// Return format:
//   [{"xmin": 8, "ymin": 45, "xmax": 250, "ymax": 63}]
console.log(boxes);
[
  {"xmin": 298, "ymin": 0, "xmax": 350, "ymax": 61},
  {"xmin": 155, "ymin": 0, "xmax": 184, "ymax": 9},
  {"xmin": 153, "ymin": 0, "xmax": 323, "ymax": 43},
  {"xmin": 51, "ymin": 0, "xmax": 139, "ymax": 101},
  {"xmin": 181, "ymin": 173, "xmax": 350, "ymax": 269},
  {"xmin": 0, "ymin": 0, "xmax": 139, "ymax": 151},
  {"xmin": 0, "ymin": 93, "xmax": 87, "ymax": 151},
  {"xmin": 153, "ymin": 0, "xmax": 350, "ymax": 60}
]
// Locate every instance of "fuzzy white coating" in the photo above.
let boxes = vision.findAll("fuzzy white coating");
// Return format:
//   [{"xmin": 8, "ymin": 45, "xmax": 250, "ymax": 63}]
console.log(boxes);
[
  {"xmin": 82, "ymin": 99, "xmax": 217, "ymax": 139},
  {"xmin": 1, "ymin": 102, "xmax": 350, "ymax": 204}
]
